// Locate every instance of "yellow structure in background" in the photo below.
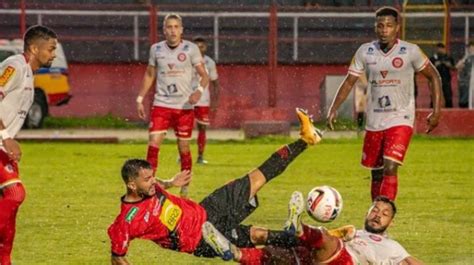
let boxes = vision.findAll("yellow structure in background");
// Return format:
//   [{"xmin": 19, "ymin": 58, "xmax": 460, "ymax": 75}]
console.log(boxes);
[{"xmin": 402, "ymin": 0, "xmax": 449, "ymax": 51}]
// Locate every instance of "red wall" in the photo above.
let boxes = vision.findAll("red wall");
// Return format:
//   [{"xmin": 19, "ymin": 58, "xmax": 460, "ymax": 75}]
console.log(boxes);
[{"xmin": 50, "ymin": 63, "xmax": 466, "ymax": 132}]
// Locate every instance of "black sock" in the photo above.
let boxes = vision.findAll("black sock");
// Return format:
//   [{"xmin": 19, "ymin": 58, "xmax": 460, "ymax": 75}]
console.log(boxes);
[
  {"xmin": 266, "ymin": 230, "xmax": 298, "ymax": 247},
  {"xmin": 357, "ymin": 112, "xmax": 364, "ymax": 129},
  {"xmin": 258, "ymin": 139, "xmax": 307, "ymax": 182}
]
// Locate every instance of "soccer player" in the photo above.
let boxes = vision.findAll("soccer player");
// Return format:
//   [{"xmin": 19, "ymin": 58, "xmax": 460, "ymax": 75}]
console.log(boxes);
[
  {"xmin": 191, "ymin": 36, "xmax": 221, "ymax": 164},
  {"xmin": 108, "ymin": 108, "xmax": 322, "ymax": 265},
  {"xmin": 0, "ymin": 25, "xmax": 58, "ymax": 265},
  {"xmin": 204, "ymin": 195, "xmax": 424, "ymax": 265},
  {"xmin": 136, "ymin": 13, "xmax": 209, "ymax": 197},
  {"xmin": 326, "ymin": 7, "xmax": 442, "ymax": 201}
]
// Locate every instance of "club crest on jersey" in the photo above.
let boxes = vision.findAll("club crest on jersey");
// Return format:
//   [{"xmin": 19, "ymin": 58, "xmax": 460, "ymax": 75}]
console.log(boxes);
[
  {"xmin": 0, "ymin": 66, "xmax": 16, "ymax": 87},
  {"xmin": 5, "ymin": 164, "xmax": 14, "ymax": 173},
  {"xmin": 177, "ymin": 53, "xmax": 187, "ymax": 62},
  {"xmin": 392, "ymin": 57, "xmax": 404, "ymax": 68},
  {"xmin": 380, "ymin": 70, "xmax": 388, "ymax": 78}
]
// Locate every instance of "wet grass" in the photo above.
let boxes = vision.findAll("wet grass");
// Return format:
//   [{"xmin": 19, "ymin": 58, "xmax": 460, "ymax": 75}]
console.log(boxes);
[{"xmin": 13, "ymin": 137, "xmax": 473, "ymax": 264}]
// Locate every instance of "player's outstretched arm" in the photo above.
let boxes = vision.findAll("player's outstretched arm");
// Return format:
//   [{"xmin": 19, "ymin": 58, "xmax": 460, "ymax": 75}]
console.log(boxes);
[
  {"xmin": 136, "ymin": 65, "xmax": 157, "ymax": 120},
  {"xmin": 326, "ymin": 74, "xmax": 359, "ymax": 130},
  {"xmin": 400, "ymin": 256, "xmax": 424, "ymax": 265},
  {"xmin": 156, "ymin": 170, "xmax": 192, "ymax": 189},
  {"xmin": 111, "ymin": 255, "xmax": 130, "ymax": 265},
  {"xmin": 419, "ymin": 64, "xmax": 442, "ymax": 133}
]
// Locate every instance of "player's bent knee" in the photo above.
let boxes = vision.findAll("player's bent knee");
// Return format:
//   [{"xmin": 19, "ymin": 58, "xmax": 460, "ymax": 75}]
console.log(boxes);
[{"xmin": 249, "ymin": 226, "xmax": 268, "ymax": 245}]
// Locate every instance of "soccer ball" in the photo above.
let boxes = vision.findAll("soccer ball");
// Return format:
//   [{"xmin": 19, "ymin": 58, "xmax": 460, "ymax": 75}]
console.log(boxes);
[{"xmin": 306, "ymin": 185, "xmax": 343, "ymax": 223}]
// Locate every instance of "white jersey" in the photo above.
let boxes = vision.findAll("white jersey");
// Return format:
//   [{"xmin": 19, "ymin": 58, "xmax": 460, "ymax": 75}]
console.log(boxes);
[
  {"xmin": 345, "ymin": 230, "xmax": 410, "ymax": 265},
  {"xmin": 148, "ymin": 40, "xmax": 203, "ymax": 110},
  {"xmin": 0, "ymin": 54, "xmax": 34, "ymax": 142},
  {"xmin": 348, "ymin": 39, "xmax": 429, "ymax": 131},
  {"xmin": 194, "ymin": 55, "xmax": 218, "ymax": 107}
]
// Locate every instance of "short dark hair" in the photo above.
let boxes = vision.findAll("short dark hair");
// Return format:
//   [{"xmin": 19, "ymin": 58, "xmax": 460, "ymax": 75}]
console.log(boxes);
[
  {"xmin": 121, "ymin": 159, "xmax": 152, "ymax": 183},
  {"xmin": 436, "ymin": 43, "xmax": 445, "ymax": 48},
  {"xmin": 375, "ymin": 6, "xmax": 400, "ymax": 23},
  {"xmin": 193, "ymin": 36, "xmax": 206, "ymax": 43},
  {"xmin": 23, "ymin": 25, "xmax": 57, "ymax": 52},
  {"xmin": 373, "ymin": 195, "xmax": 397, "ymax": 217}
]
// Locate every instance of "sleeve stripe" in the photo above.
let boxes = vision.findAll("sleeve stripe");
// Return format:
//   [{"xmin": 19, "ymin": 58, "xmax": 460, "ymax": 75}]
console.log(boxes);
[
  {"xmin": 416, "ymin": 59, "xmax": 430, "ymax": 72},
  {"xmin": 348, "ymin": 69, "xmax": 363, "ymax": 77}
]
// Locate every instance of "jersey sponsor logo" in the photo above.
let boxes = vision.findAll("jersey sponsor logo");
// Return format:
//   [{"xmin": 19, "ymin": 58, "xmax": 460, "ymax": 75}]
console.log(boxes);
[
  {"xmin": 125, "ymin": 207, "xmax": 139, "ymax": 223},
  {"xmin": 159, "ymin": 199, "xmax": 182, "ymax": 231},
  {"xmin": 378, "ymin": 96, "xmax": 391, "ymax": 108},
  {"xmin": 177, "ymin": 53, "xmax": 187, "ymax": 62},
  {"xmin": 0, "ymin": 66, "xmax": 16, "ymax": 87},
  {"xmin": 380, "ymin": 70, "xmax": 388, "ymax": 78},
  {"xmin": 168, "ymin": 63, "xmax": 175, "ymax": 70},
  {"xmin": 392, "ymin": 57, "xmax": 404, "ymax": 68},
  {"xmin": 369, "ymin": 234, "xmax": 382, "ymax": 242}
]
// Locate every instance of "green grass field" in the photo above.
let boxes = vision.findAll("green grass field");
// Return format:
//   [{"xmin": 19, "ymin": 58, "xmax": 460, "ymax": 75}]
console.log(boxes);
[{"xmin": 12, "ymin": 137, "xmax": 474, "ymax": 264}]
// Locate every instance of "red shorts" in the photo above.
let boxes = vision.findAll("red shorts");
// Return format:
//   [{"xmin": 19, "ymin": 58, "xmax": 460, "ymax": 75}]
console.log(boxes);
[
  {"xmin": 149, "ymin": 106, "xmax": 194, "ymax": 139},
  {"xmin": 362, "ymin": 125, "xmax": 413, "ymax": 169},
  {"xmin": 0, "ymin": 150, "xmax": 20, "ymax": 188},
  {"xmin": 194, "ymin": 106, "xmax": 210, "ymax": 125},
  {"xmin": 322, "ymin": 240, "xmax": 354, "ymax": 265}
]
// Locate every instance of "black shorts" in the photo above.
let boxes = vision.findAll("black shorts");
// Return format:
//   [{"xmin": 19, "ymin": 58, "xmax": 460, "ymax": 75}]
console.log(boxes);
[{"xmin": 194, "ymin": 175, "xmax": 259, "ymax": 257}]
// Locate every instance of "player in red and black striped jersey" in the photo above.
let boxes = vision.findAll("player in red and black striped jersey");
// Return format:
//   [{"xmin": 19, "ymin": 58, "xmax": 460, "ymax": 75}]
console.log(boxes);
[{"xmin": 108, "ymin": 108, "xmax": 322, "ymax": 265}]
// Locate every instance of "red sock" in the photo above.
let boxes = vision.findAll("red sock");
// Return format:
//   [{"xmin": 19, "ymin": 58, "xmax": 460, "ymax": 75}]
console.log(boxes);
[
  {"xmin": 371, "ymin": 177, "xmax": 383, "ymax": 201},
  {"xmin": 197, "ymin": 129, "xmax": 206, "ymax": 157},
  {"xmin": 179, "ymin": 151, "xmax": 192, "ymax": 171},
  {"xmin": 380, "ymin": 175, "xmax": 398, "ymax": 201},
  {"xmin": 146, "ymin": 145, "xmax": 159, "ymax": 172},
  {"xmin": 0, "ymin": 183, "xmax": 26, "ymax": 265},
  {"xmin": 239, "ymin": 248, "xmax": 265, "ymax": 265},
  {"xmin": 299, "ymin": 223, "xmax": 324, "ymax": 249}
]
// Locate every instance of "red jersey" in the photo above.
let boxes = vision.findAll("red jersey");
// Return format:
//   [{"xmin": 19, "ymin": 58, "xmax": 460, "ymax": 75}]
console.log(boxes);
[{"xmin": 108, "ymin": 184, "xmax": 207, "ymax": 256}]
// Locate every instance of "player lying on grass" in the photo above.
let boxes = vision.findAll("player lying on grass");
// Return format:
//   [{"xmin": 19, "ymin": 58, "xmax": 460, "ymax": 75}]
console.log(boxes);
[
  {"xmin": 204, "ymin": 195, "xmax": 424, "ymax": 265},
  {"xmin": 108, "ymin": 108, "xmax": 322, "ymax": 265}
]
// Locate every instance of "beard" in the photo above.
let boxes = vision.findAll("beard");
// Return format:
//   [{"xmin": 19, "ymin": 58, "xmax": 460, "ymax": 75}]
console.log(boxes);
[
  {"xmin": 41, "ymin": 61, "xmax": 53, "ymax": 68},
  {"xmin": 364, "ymin": 219, "xmax": 388, "ymax": 234}
]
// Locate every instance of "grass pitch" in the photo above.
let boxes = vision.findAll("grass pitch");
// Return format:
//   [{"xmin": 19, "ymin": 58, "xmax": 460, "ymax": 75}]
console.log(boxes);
[{"xmin": 12, "ymin": 137, "xmax": 474, "ymax": 264}]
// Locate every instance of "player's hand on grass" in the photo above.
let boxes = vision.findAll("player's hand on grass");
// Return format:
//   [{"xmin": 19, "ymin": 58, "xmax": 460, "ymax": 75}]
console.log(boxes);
[
  {"xmin": 426, "ymin": 112, "xmax": 440, "ymax": 134},
  {"xmin": 3, "ymin": 138, "xmax": 21, "ymax": 161},
  {"xmin": 188, "ymin": 90, "xmax": 202, "ymax": 105},
  {"xmin": 137, "ymin": 102, "xmax": 146, "ymax": 120},
  {"xmin": 171, "ymin": 170, "xmax": 192, "ymax": 188},
  {"xmin": 326, "ymin": 109, "xmax": 337, "ymax": 130}
]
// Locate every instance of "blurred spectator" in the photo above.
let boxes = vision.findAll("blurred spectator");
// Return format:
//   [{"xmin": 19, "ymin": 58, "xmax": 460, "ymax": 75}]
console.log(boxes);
[
  {"xmin": 455, "ymin": 42, "xmax": 474, "ymax": 108},
  {"xmin": 430, "ymin": 43, "xmax": 455, "ymax": 108}
]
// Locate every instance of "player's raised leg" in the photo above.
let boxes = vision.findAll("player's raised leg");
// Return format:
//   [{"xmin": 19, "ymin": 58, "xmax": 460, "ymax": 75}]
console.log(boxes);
[{"xmin": 247, "ymin": 108, "xmax": 321, "ymax": 199}]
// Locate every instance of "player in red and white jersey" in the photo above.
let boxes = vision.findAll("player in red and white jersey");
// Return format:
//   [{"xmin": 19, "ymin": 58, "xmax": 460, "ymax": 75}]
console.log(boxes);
[
  {"xmin": 191, "ymin": 36, "xmax": 220, "ymax": 164},
  {"xmin": 108, "ymin": 108, "xmax": 322, "ymax": 265},
  {"xmin": 327, "ymin": 7, "xmax": 442, "ymax": 201},
  {"xmin": 0, "ymin": 25, "xmax": 58, "ymax": 265},
  {"xmin": 136, "ymin": 13, "xmax": 209, "ymax": 197},
  {"xmin": 205, "ymin": 196, "xmax": 423, "ymax": 265}
]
